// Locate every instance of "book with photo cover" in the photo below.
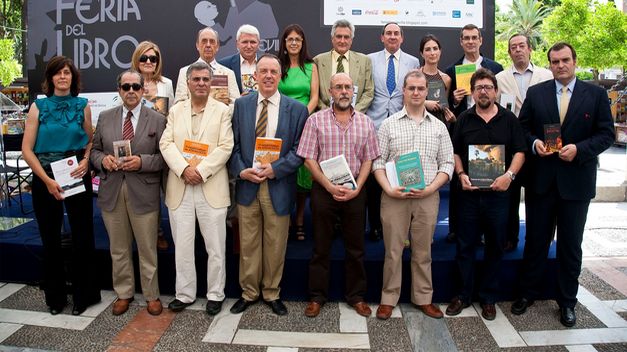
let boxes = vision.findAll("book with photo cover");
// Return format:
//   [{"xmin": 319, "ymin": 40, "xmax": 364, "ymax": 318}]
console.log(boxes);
[
  {"xmin": 143, "ymin": 96, "xmax": 169, "ymax": 115},
  {"xmin": 182, "ymin": 139, "xmax": 210, "ymax": 167},
  {"xmin": 544, "ymin": 123, "xmax": 563, "ymax": 153},
  {"xmin": 113, "ymin": 140, "xmax": 132, "ymax": 163},
  {"xmin": 211, "ymin": 74, "xmax": 229, "ymax": 103},
  {"xmin": 385, "ymin": 151, "xmax": 426, "ymax": 191},
  {"xmin": 253, "ymin": 137, "xmax": 282, "ymax": 169},
  {"xmin": 427, "ymin": 81, "xmax": 448, "ymax": 108},
  {"xmin": 50, "ymin": 156, "xmax": 86, "ymax": 198},
  {"xmin": 319, "ymin": 154, "xmax": 356, "ymax": 190},
  {"xmin": 468, "ymin": 144, "xmax": 505, "ymax": 189}
]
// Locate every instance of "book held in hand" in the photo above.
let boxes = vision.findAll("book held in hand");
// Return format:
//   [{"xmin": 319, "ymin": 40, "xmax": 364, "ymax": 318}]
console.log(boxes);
[
  {"xmin": 544, "ymin": 123, "xmax": 562, "ymax": 153},
  {"xmin": 50, "ymin": 156, "xmax": 86, "ymax": 198},
  {"xmin": 253, "ymin": 137, "xmax": 282, "ymax": 169},
  {"xmin": 455, "ymin": 64, "xmax": 476, "ymax": 94},
  {"xmin": 113, "ymin": 140, "xmax": 132, "ymax": 164},
  {"xmin": 468, "ymin": 144, "xmax": 505, "ymax": 189},
  {"xmin": 211, "ymin": 74, "xmax": 229, "ymax": 104},
  {"xmin": 427, "ymin": 81, "xmax": 448, "ymax": 108},
  {"xmin": 182, "ymin": 139, "xmax": 210, "ymax": 167},
  {"xmin": 319, "ymin": 154, "xmax": 357, "ymax": 190},
  {"xmin": 385, "ymin": 151, "xmax": 426, "ymax": 191},
  {"xmin": 143, "ymin": 96, "xmax": 169, "ymax": 115}
]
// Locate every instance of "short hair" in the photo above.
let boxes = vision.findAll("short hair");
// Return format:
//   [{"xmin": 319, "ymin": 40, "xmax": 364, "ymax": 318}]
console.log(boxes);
[
  {"xmin": 381, "ymin": 22, "xmax": 403, "ymax": 36},
  {"xmin": 257, "ymin": 53, "xmax": 282, "ymax": 74},
  {"xmin": 131, "ymin": 41, "xmax": 164, "ymax": 81},
  {"xmin": 186, "ymin": 61, "xmax": 212, "ymax": 81},
  {"xmin": 460, "ymin": 24, "xmax": 481, "ymax": 38},
  {"xmin": 330, "ymin": 72, "xmax": 353, "ymax": 88},
  {"xmin": 278, "ymin": 24, "xmax": 313, "ymax": 80},
  {"xmin": 116, "ymin": 70, "xmax": 144, "ymax": 88},
  {"xmin": 197, "ymin": 27, "xmax": 219, "ymax": 43},
  {"xmin": 547, "ymin": 42, "xmax": 577, "ymax": 62},
  {"xmin": 42, "ymin": 56, "xmax": 81, "ymax": 97},
  {"xmin": 236, "ymin": 24, "xmax": 260, "ymax": 41},
  {"xmin": 419, "ymin": 34, "xmax": 442, "ymax": 53},
  {"xmin": 470, "ymin": 68, "xmax": 498, "ymax": 91},
  {"xmin": 508, "ymin": 33, "xmax": 532, "ymax": 50},
  {"xmin": 403, "ymin": 69, "xmax": 427, "ymax": 88},
  {"xmin": 331, "ymin": 19, "xmax": 355, "ymax": 38}
]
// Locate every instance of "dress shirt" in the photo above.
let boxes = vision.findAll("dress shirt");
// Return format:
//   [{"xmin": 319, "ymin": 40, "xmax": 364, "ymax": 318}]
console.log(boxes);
[
  {"xmin": 331, "ymin": 50, "xmax": 350, "ymax": 75},
  {"xmin": 385, "ymin": 50, "xmax": 399, "ymax": 81},
  {"xmin": 512, "ymin": 62, "xmax": 534, "ymax": 101},
  {"xmin": 121, "ymin": 104, "xmax": 141, "ymax": 133},
  {"xmin": 463, "ymin": 56, "xmax": 484, "ymax": 108},
  {"xmin": 297, "ymin": 107, "xmax": 380, "ymax": 178},
  {"xmin": 240, "ymin": 54, "xmax": 257, "ymax": 76},
  {"xmin": 190, "ymin": 107, "xmax": 205, "ymax": 139},
  {"xmin": 373, "ymin": 107, "xmax": 454, "ymax": 184},
  {"xmin": 555, "ymin": 78, "xmax": 576, "ymax": 117},
  {"xmin": 256, "ymin": 91, "xmax": 281, "ymax": 138}
]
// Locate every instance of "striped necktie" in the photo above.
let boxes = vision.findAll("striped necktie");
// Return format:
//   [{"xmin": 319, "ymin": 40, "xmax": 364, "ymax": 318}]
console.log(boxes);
[
  {"xmin": 336, "ymin": 55, "xmax": 345, "ymax": 73},
  {"xmin": 122, "ymin": 111, "xmax": 134, "ymax": 140},
  {"xmin": 255, "ymin": 99, "xmax": 269, "ymax": 137}
]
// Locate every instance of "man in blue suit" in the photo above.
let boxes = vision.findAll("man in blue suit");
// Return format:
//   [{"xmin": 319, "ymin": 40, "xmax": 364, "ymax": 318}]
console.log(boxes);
[
  {"xmin": 365, "ymin": 22, "xmax": 420, "ymax": 241},
  {"xmin": 513, "ymin": 42, "xmax": 614, "ymax": 327},
  {"xmin": 218, "ymin": 24, "xmax": 261, "ymax": 95},
  {"xmin": 228, "ymin": 54, "xmax": 308, "ymax": 316}
]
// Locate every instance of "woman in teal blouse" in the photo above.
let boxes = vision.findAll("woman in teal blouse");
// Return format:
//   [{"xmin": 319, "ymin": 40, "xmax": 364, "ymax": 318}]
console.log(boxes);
[
  {"xmin": 22, "ymin": 56, "xmax": 101, "ymax": 316},
  {"xmin": 278, "ymin": 24, "xmax": 319, "ymax": 241}
]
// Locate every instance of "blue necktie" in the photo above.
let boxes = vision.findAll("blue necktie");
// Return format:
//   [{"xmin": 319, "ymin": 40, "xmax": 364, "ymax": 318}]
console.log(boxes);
[{"xmin": 386, "ymin": 55, "xmax": 396, "ymax": 95}]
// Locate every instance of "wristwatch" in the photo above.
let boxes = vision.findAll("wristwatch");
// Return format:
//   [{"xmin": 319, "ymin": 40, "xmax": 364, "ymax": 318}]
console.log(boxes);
[{"xmin": 506, "ymin": 170, "xmax": 516, "ymax": 180}]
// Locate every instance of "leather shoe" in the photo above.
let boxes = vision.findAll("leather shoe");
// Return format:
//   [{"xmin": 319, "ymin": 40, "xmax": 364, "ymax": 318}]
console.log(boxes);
[
  {"xmin": 112, "ymin": 297, "xmax": 135, "ymax": 316},
  {"xmin": 205, "ymin": 300, "xmax": 223, "ymax": 316},
  {"xmin": 376, "ymin": 304, "xmax": 394, "ymax": 320},
  {"xmin": 157, "ymin": 233, "xmax": 169, "ymax": 251},
  {"xmin": 480, "ymin": 303, "xmax": 496, "ymax": 320},
  {"xmin": 305, "ymin": 301, "xmax": 321, "ymax": 317},
  {"xmin": 72, "ymin": 296, "xmax": 101, "ymax": 316},
  {"xmin": 416, "ymin": 303, "xmax": 443, "ymax": 319},
  {"xmin": 560, "ymin": 307, "xmax": 576, "ymax": 327},
  {"xmin": 230, "ymin": 298, "xmax": 255, "ymax": 314},
  {"xmin": 147, "ymin": 299, "xmax": 162, "ymax": 316},
  {"xmin": 264, "ymin": 299, "xmax": 288, "ymax": 316},
  {"xmin": 446, "ymin": 297, "xmax": 470, "ymax": 316},
  {"xmin": 352, "ymin": 301, "xmax": 372, "ymax": 317},
  {"xmin": 511, "ymin": 298, "xmax": 534, "ymax": 315},
  {"xmin": 168, "ymin": 299, "xmax": 195, "ymax": 312},
  {"xmin": 445, "ymin": 232, "xmax": 456, "ymax": 243},
  {"xmin": 49, "ymin": 305, "xmax": 64, "ymax": 315}
]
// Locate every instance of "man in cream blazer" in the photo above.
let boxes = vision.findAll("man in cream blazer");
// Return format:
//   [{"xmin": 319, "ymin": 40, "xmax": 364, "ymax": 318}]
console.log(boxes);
[
  {"xmin": 160, "ymin": 61, "xmax": 234, "ymax": 316},
  {"xmin": 314, "ymin": 19, "xmax": 374, "ymax": 113}
]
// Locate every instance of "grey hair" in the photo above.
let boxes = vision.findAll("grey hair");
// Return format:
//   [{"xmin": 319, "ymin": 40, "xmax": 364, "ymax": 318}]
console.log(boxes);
[
  {"xmin": 331, "ymin": 19, "xmax": 355, "ymax": 38},
  {"xmin": 197, "ymin": 27, "xmax": 220, "ymax": 43},
  {"xmin": 117, "ymin": 69, "xmax": 144, "ymax": 87},
  {"xmin": 236, "ymin": 24, "xmax": 260, "ymax": 41},
  {"xmin": 186, "ymin": 61, "xmax": 212, "ymax": 81}
]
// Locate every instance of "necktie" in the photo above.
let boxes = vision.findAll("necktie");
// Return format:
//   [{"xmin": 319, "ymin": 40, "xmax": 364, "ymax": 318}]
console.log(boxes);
[
  {"xmin": 559, "ymin": 86, "xmax": 570, "ymax": 124},
  {"xmin": 386, "ymin": 55, "xmax": 396, "ymax": 95},
  {"xmin": 336, "ymin": 55, "xmax": 345, "ymax": 73},
  {"xmin": 255, "ymin": 99, "xmax": 268, "ymax": 137},
  {"xmin": 122, "ymin": 111, "xmax": 134, "ymax": 140}
]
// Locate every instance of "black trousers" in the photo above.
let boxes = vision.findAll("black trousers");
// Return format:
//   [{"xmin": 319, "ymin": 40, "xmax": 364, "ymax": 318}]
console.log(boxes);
[
  {"xmin": 365, "ymin": 173, "xmax": 382, "ymax": 233},
  {"xmin": 32, "ymin": 173, "xmax": 100, "ymax": 308},
  {"xmin": 519, "ymin": 186, "xmax": 589, "ymax": 308},
  {"xmin": 308, "ymin": 182, "xmax": 367, "ymax": 305},
  {"xmin": 507, "ymin": 178, "xmax": 522, "ymax": 245}
]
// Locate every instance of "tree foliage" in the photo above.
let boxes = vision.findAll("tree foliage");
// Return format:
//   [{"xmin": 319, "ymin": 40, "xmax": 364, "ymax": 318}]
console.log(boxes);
[
  {"xmin": 0, "ymin": 0, "xmax": 24, "ymax": 64},
  {"xmin": 0, "ymin": 38, "xmax": 21, "ymax": 86},
  {"xmin": 541, "ymin": 0, "xmax": 590, "ymax": 50},
  {"xmin": 496, "ymin": 0, "xmax": 551, "ymax": 50}
]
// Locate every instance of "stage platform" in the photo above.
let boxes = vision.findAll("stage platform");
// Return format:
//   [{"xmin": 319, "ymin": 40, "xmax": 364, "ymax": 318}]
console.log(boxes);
[{"xmin": 0, "ymin": 188, "xmax": 558, "ymax": 303}]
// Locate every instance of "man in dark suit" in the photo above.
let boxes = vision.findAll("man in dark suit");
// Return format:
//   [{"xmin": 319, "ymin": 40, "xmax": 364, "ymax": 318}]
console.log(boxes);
[
  {"xmin": 228, "ymin": 54, "xmax": 308, "ymax": 316},
  {"xmin": 218, "ymin": 24, "xmax": 261, "ymax": 94},
  {"xmin": 513, "ymin": 42, "xmax": 615, "ymax": 327},
  {"xmin": 91, "ymin": 70, "xmax": 166, "ymax": 316}
]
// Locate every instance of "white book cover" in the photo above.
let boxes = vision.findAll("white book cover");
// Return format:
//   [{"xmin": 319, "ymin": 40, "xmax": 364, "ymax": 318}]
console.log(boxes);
[
  {"xmin": 319, "ymin": 154, "xmax": 357, "ymax": 190},
  {"xmin": 50, "ymin": 156, "xmax": 86, "ymax": 198},
  {"xmin": 385, "ymin": 160, "xmax": 399, "ymax": 188}
]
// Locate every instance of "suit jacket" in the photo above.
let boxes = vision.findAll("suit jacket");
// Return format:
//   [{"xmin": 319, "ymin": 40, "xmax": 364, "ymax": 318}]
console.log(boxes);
[
  {"xmin": 314, "ymin": 50, "xmax": 374, "ymax": 113},
  {"xmin": 218, "ymin": 53, "xmax": 243, "ymax": 93},
  {"xmin": 519, "ymin": 79, "xmax": 615, "ymax": 200},
  {"xmin": 366, "ymin": 49, "xmax": 420, "ymax": 129},
  {"xmin": 228, "ymin": 92, "xmax": 308, "ymax": 216},
  {"xmin": 159, "ymin": 97, "xmax": 234, "ymax": 210},
  {"xmin": 91, "ymin": 105, "xmax": 166, "ymax": 214},
  {"xmin": 496, "ymin": 65, "xmax": 553, "ymax": 116},
  {"xmin": 173, "ymin": 58, "xmax": 240, "ymax": 105},
  {"xmin": 445, "ymin": 55, "xmax": 504, "ymax": 116}
]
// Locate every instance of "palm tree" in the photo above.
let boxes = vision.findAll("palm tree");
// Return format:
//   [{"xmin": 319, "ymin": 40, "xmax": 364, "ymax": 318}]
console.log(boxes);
[{"xmin": 496, "ymin": 0, "xmax": 551, "ymax": 49}]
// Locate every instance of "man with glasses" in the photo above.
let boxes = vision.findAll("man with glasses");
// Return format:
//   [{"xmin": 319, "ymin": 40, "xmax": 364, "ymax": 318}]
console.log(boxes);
[
  {"xmin": 314, "ymin": 19, "xmax": 374, "ymax": 113},
  {"xmin": 219, "ymin": 24, "xmax": 262, "ymax": 95},
  {"xmin": 91, "ymin": 70, "xmax": 167, "ymax": 316},
  {"xmin": 446, "ymin": 68, "xmax": 526, "ymax": 320},
  {"xmin": 160, "ymin": 61, "xmax": 234, "ymax": 316}
]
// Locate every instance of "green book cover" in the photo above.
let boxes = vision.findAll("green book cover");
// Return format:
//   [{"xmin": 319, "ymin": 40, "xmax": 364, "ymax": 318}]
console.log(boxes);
[
  {"xmin": 455, "ymin": 64, "xmax": 476, "ymax": 93},
  {"xmin": 395, "ymin": 151, "xmax": 425, "ymax": 191}
]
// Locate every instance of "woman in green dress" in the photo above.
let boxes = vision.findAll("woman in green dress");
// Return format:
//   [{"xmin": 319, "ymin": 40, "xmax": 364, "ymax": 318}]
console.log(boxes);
[{"xmin": 277, "ymin": 24, "xmax": 319, "ymax": 241}]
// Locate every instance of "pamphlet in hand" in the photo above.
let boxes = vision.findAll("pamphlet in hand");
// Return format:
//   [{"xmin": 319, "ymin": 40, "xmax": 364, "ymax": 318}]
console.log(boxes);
[
  {"xmin": 182, "ymin": 139, "xmax": 210, "ymax": 167},
  {"xmin": 468, "ymin": 144, "xmax": 505, "ymax": 189},
  {"xmin": 113, "ymin": 140, "xmax": 132, "ymax": 164},
  {"xmin": 385, "ymin": 151, "xmax": 426, "ymax": 191},
  {"xmin": 319, "ymin": 154, "xmax": 357, "ymax": 190},
  {"xmin": 253, "ymin": 137, "xmax": 282, "ymax": 169},
  {"xmin": 50, "ymin": 156, "xmax": 86, "ymax": 198}
]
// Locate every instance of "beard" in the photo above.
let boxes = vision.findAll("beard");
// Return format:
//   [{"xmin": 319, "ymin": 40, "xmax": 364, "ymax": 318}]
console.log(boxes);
[
  {"xmin": 476, "ymin": 96, "xmax": 492, "ymax": 109},
  {"xmin": 333, "ymin": 97, "xmax": 352, "ymax": 111}
]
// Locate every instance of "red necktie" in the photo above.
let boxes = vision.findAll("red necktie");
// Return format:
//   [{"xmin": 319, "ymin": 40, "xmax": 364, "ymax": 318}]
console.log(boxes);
[{"xmin": 122, "ymin": 111, "xmax": 134, "ymax": 140}]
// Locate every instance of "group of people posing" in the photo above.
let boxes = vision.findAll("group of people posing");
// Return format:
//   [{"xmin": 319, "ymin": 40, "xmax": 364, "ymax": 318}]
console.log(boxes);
[{"xmin": 22, "ymin": 19, "xmax": 614, "ymax": 330}]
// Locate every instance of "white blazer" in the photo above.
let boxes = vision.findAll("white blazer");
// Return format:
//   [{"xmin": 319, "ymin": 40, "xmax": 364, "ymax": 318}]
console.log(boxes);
[{"xmin": 496, "ymin": 64, "xmax": 553, "ymax": 116}]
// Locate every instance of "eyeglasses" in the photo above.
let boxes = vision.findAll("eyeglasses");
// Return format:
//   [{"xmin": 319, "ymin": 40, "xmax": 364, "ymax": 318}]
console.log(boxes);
[
  {"xmin": 120, "ymin": 83, "xmax": 143, "ymax": 91},
  {"xmin": 474, "ymin": 84, "xmax": 495, "ymax": 92},
  {"xmin": 332, "ymin": 84, "xmax": 353, "ymax": 91},
  {"xmin": 139, "ymin": 54, "xmax": 159, "ymax": 63},
  {"xmin": 462, "ymin": 35, "xmax": 480, "ymax": 42},
  {"xmin": 286, "ymin": 37, "xmax": 303, "ymax": 44}
]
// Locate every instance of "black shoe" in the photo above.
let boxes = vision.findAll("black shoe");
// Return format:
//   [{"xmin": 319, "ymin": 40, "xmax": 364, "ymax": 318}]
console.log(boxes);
[
  {"xmin": 72, "ymin": 305, "xmax": 86, "ymax": 316},
  {"xmin": 445, "ymin": 232, "xmax": 456, "ymax": 243},
  {"xmin": 511, "ymin": 298, "xmax": 534, "ymax": 315},
  {"xmin": 49, "ymin": 305, "xmax": 65, "ymax": 315},
  {"xmin": 168, "ymin": 299, "xmax": 195, "ymax": 312},
  {"xmin": 230, "ymin": 298, "xmax": 255, "ymax": 314},
  {"xmin": 369, "ymin": 228, "xmax": 382, "ymax": 241},
  {"xmin": 560, "ymin": 307, "xmax": 576, "ymax": 327},
  {"xmin": 205, "ymin": 300, "xmax": 223, "ymax": 316},
  {"xmin": 264, "ymin": 299, "xmax": 288, "ymax": 316},
  {"xmin": 72, "ymin": 296, "xmax": 101, "ymax": 316}
]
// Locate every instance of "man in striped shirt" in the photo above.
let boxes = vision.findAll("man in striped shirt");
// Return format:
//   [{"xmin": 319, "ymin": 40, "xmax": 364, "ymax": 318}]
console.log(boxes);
[{"xmin": 297, "ymin": 73, "xmax": 380, "ymax": 318}]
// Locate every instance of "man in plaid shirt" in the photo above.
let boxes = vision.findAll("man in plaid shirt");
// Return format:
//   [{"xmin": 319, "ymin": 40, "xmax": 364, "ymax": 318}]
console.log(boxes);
[
  {"xmin": 372, "ymin": 70, "xmax": 454, "ymax": 320},
  {"xmin": 297, "ymin": 73, "xmax": 380, "ymax": 318}
]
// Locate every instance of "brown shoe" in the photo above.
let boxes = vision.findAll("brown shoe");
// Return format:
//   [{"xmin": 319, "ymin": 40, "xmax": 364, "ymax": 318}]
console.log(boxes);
[
  {"xmin": 446, "ymin": 297, "xmax": 470, "ymax": 316},
  {"xmin": 147, "ymin": 299, "xmax": 163, "ymax": 316},
  {"xmin": 416, "ymin": 303, "xmax": 443, "ymax": 319},
  {"xmin": 480, "ymin": 303, "xmax": 496, "ymax": 320},
  {"xmin": 352, "ymin": 301, "xmax": 372, "ymax": 317},
  {"xmin": 112, "ymin": 297, "xmax": 134, "ymax": 316},
  {"xmin": 376, "ymin": 304, "xmax": 394, "ymax": 320},
  {"xmin": 305, "ymin": 301, "xmax": 321, "ymax": 317},
  {"xmin": 157, "ymin": 234, "xmax": 169, "ymax": 251}
]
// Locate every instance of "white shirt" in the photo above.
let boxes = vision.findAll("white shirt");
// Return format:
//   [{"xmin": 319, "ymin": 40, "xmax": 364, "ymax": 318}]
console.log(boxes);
[
  {"xmin": 385, "ymin": 50, "xmax": 399, "ymax": 81},
  {"xmin": 463, "ymin": 55, "xmax": 484, "ymax": 108},
  {"xmin": 121, "ymin": 104, "xmax": 141, "ymax": 133},
  {"xmin": 256, "ymin": 91, "xmax": 281, "ymax": 138}
]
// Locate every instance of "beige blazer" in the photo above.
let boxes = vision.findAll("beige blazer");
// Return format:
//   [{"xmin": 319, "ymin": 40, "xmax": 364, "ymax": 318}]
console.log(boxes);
[
  {"xmin": 159, "ymin": 97, "xmax": 233, "ymax": 210},
  {"xmin": 314, "ymin": 50, "xmax": 374, "ymax": 113},
  {"xmin": 496, "ymin": 64, "xmax": 553, "ymax": 116}
]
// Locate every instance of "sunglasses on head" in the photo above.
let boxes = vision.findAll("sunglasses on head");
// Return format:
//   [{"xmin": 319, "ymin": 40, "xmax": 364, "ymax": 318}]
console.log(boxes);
[
  {"xmin": 139, "ymin": 54, "xmax": 159, "ymax": 63},
  {"xmin": 120, "ymin": 83, "xmax": 143, "ymax": 91}
]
